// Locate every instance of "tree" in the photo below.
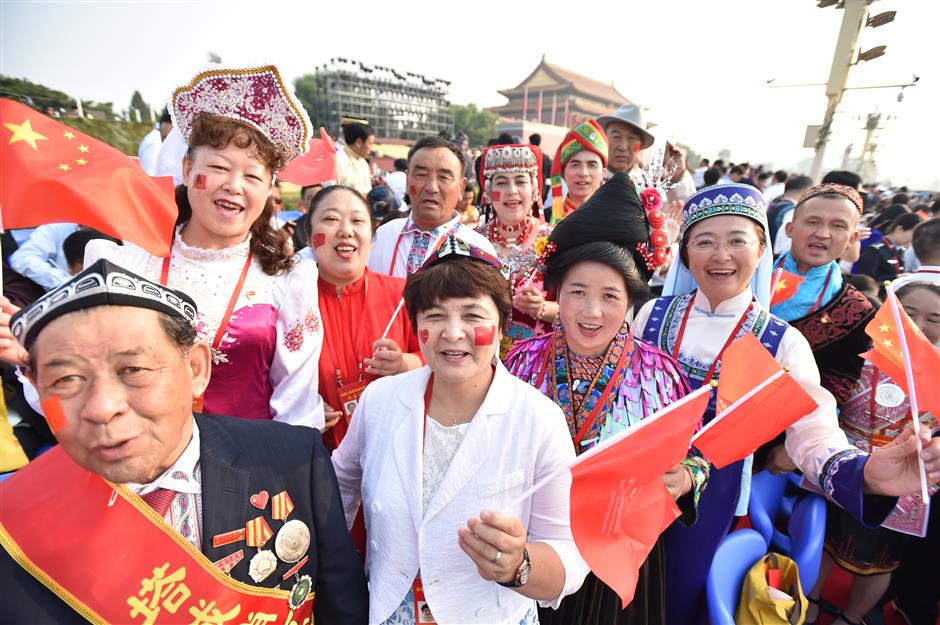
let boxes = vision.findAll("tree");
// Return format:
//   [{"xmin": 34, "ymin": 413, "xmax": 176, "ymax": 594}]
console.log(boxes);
[
  {"xmin": 130, "ymin": 90, "xmax": 150, "ymax": 121},
  {"xmin": 449, "ymin": 103, "xmax": 498, "ymax": 148}
]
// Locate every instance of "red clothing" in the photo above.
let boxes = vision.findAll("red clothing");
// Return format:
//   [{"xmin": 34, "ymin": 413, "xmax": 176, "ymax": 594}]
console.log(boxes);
[{"xmin": 318, "ymin": 269, "xmax": 421, "ymax": 451}]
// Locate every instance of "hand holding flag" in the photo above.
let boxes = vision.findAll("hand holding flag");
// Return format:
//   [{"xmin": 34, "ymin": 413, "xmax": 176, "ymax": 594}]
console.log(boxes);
[{"xmin": 1, "ymin": 99, "xmax": 177, "ymax": 256}]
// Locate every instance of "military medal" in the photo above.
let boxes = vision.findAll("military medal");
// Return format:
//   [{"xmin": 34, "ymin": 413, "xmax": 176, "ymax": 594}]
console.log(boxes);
[
  {"xmin": 248, "ymin": 549, "xmax": 278, "ymax": 583},
  {"xmin": 274, "ymin": 519, "xmax": 310, "ymax": 563},
  {"xmin": 212, "ymin": 549, "xmax": 244, "ymax": 574},
  {"xmin": 281, "ymin": 555, "xmax": 308, "ymax": 580},
  {"xmin": 212, "ymin": 527, "xmax": 246, "ymax": 548},
  {"xmin": 288, "ymin": 575, "xmax": 313, "ymax": 610},
  {"xmin": 270, "ymin": 490, "xmax": 295, "ymax": 520},
  {"xmin": 245, "ymin": 515, "xmax": 274, "ymax": 548},
  {"xmin": 875, "ymin": 383, "xmax": 905, "ymax": 408}
]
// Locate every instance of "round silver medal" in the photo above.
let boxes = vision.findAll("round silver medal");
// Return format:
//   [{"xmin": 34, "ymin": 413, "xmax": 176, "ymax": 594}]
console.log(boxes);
[
  {"xmin": 248, "ymin": 549, "xmax": 278, "ymax": 583},
  {"xmin": 875, "ymin": 383, "xmax": 905, "ymax": 408},
  {"xmin": 275, "ymin": 519, "xmax": 310, "ymax": 563}
]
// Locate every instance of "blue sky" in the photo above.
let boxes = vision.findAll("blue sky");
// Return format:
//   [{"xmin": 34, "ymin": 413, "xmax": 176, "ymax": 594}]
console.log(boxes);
[{"xmin": 2, "ymin": 0, "xmax": 937, "ymax": 189}]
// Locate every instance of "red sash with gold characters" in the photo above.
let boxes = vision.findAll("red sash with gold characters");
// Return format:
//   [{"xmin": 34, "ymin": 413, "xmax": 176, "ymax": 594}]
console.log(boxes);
[{"xmin": 0, "ymin": 446, "xmax": 313, "ymax": 625}]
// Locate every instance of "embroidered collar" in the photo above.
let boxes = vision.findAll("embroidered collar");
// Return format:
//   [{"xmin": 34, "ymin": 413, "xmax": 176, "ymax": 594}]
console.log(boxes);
[
  {"xmin": 176, "ymin": 223, "xmax": 252, "ymax": 262},
  {"xmin": 692, "ymin": 287, "xmax": 753, "ymax": 317},
  {"xmin": 400, "ymin": 213, "xmax": 460, "ymax": 236},
  {"xmin": 129, "ymin": 419, "xmax": 202, "ymax": 496}
]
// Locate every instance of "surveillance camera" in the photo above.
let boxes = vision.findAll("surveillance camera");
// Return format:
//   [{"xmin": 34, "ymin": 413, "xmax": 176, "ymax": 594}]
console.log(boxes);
[
  {"xmin": 912, "ymin": 74, "xmax": 920, "ymax": 83},
  {"xmin": 897, "ymin": 91, "xmax": 904, "ymax": 102}
]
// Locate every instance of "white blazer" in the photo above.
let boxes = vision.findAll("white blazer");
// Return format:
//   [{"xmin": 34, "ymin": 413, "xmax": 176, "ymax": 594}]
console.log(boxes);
[{"xmin": 332, "ymin": 363, "xmax": 588, "ymax": 624}]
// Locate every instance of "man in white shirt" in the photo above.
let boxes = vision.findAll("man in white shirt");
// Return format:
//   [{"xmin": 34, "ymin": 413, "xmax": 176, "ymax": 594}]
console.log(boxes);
[
  {"xmin": 368, "ymin": 136, "xmax": 496, "ymax": 277},
  {"xmin": 384, "ymin": 158, "xmax": 408, "ymax": 204},
  {"xmin": 136, "ymin": 110, "xmax": 173, "ymax": 175},
  {"xmin": 9, "ymin": 222, "xmax": 79, "ymax": 291},
  {"xmin": 335, "ymin": 122, "xmax": 374, "ymax": 195},
  {"xmin": 763, "ymin": 169, "xmax": 788, "ymax": 205},
  {"xmin": 692, "ymin": 158, "xmax": 710, "ymax": 188}
]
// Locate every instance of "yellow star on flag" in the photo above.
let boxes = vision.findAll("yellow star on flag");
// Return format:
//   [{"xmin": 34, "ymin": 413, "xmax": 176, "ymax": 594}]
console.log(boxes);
[
  {"xmin": 58, "ymin": 163, "xmax": 70, "ymax": 172},
  {"xmin": 63, "ymin": 130, "xmax": 75, "ymax": 140},
  {"xmin": 882, "ymin": 338, "xmax": 893, "ymax": 349},
  {"xmin": 3, "ymin": 118, "xmax": 48, "ymax": 150},
  {"xmin": 775, "ymin": 280, "xmax": 788, "ymax": 292},
  {"xmin": 75, "ymin": 157, "xmax": 88, "ymax": 166},
  {"xmin": 77, "ymin": 144, "xmax": 89, "ymax": 153},
  {"xmin": 879, "ymin": 324, "xmax": 890, "ymax": 333}
]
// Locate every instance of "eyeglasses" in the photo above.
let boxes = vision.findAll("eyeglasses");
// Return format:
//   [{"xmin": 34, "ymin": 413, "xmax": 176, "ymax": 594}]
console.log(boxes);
[{"xmin": 688, "ymin": 237, "xmax": 757, "ymax": 254}]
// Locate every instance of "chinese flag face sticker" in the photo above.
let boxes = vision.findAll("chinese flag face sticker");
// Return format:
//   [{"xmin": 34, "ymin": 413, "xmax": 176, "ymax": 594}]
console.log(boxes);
[
  {"xmin": 491, "ymin": 191, "xmax": 502, "ymax": 202},
  {"xmin": 474, "ymin": 326, "xmax": 496, "ymax": 346},
  {"xmin": 193, "ymin": 173, "xmax": 207, "ymax": 190},
  {"xmin": 312, "ymin": 233, "xmax": 326, "ymax": 248},
  {"xmin": 419, "ymin": 329, "xmax": 429, "ymax": 344}
]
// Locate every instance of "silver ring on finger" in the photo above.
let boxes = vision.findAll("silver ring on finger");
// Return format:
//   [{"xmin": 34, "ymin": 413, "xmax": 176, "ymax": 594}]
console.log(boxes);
[{"xmin": 493, "ymin": 550, "xmax": 502, "ymax": 564}]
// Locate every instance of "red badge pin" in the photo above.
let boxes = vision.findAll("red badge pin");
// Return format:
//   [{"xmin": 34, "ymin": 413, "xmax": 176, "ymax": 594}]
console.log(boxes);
[
  {"xmin": 212, "ymin": 549, "xmax": 244, "ymax": 574},
  {"xmin": 419, "ymin": 329, "xmax": 429, "ymax": 344},
  {"xmin": 212, "ymin": 527, "xmax": 246, "ymax": 548},
  {"xmin": 312, "ymin": 233, "xmax": 326, "ymax": 249},
  {"xmin": 249, "ymin": 490, "xmax": 269, "ymax": 510},
  {"xmin": 474, "ymin": 325, "xmax": 496, "ymax": 346},
  {"xmin": 193, "ymin": 173, "xmax": 207, "ymax": 190}
]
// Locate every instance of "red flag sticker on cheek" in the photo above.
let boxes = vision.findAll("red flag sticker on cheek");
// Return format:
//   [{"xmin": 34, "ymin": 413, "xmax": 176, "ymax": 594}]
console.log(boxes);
[
  {"xmin": 474, "ymin": 326, "xmax": 496, "ymax": 346},
  {"xmin": 633, "ymin": 144, "xmax": 641, "ymax": 154},
  {"xmin": 491, "ymin": 191, "xmax": 502, "ymax": 201},
  {"xmin": 419, "ymin": 329, "xmax": 429, "ymax": 344},
  {"xmin": 40, "ymin": 396, "xmax": 69, "ymax": 434},
  {"xmin": 409, "ymin": 184, "xmax": 417, "ymax": 196},
  {"xmin": 193, "ymin": 173, "xmax": 207, "ymax": 190},
  {"xmin": 312, "ymin": 233, "xmax": 327, "ymax": 249}
]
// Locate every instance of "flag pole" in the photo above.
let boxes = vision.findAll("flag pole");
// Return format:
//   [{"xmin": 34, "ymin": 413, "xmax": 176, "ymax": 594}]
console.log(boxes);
[
  {"xmin": 885, "ymin": 286, "xmax": 930, "ymax": 502},
  {"xmin": 378, "ymin": 232, "xmax": 448, "ymax": 341},
  {"xmin": 508, "ymin": 383, "xmax": 713, "ymax": 506},
  {"xmin": 769, "ymin": 266, "xmax": 784, "ymax": 302},
  {"xmin": 691, "ymin": 368, "xmax": 788, "ymax": 443}
]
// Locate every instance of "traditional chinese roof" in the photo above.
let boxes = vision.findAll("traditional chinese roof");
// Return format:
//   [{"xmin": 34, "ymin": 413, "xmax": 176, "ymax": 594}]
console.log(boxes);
[{"xmin": 497, "ymin": 56, "xmax": 631, "ymax": 108}]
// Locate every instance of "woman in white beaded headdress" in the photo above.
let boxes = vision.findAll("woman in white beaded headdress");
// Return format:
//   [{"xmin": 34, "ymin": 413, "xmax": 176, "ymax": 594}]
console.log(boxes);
[{"xmin": 83, "ymin": 64, "xmax": 325, "ymax": 427}]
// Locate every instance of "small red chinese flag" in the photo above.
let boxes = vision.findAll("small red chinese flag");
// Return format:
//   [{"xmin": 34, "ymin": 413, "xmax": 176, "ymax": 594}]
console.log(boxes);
[
  {"xmin": 769, "ymin": 269, "xmax": 805, "ymax": 307},
  {"xmin": 862, "ymin": 291, "xmax": 940, "ymax": 415},
  {"xmin": 278, "ymin": 127, "xmax": 338, "ymax": 186},
  {"xmin": 1, "ymin": 99, "xmax": 176, "ymax": 256},
  {"xmin": 569, "ymin": 388, "xmax": 709, "ymax": 607},
  {"xmin": 695, "ymin": 333, "xmax": 818, "ymax": 469}
]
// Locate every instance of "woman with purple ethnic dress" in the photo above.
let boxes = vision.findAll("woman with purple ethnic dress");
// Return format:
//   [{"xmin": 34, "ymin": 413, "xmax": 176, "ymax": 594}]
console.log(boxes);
[
  {"xmin": 475, "ymin": 144, "xmax": 556, "ymax": 357},
  {"xmin": 85, "ymin": 64, "xmax": 324, "ymax": 427},
  {"xmin": 633, "ymin": 183, "xmax": 940, "ymax": 624},
  {"xmin": 505, "ymin": 173, "xmax": 709, "ymax": 625}
]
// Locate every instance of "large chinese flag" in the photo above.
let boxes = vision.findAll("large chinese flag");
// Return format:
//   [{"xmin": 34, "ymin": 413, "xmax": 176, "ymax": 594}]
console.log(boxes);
[
  {"xmin": 1, "ymin": 99, "xmax": 176, "ymax": 256},
  {"xmin": 569, "ymin": 387, "xmax": 709, "ymax": 607},
  {"xmin": 862, "ymin": 291, "xmax": 940, "ymax": 415},
  {"xmin": 694, "ymin": 333, "xmax": 818, "ymax": 469},
  {"xmin": 278, "ymin": 127, "xmax": 338, "ymax": 186},
  {"xmin": 769, "ymin": 268, "xmax": 805, "ymax": 308}
]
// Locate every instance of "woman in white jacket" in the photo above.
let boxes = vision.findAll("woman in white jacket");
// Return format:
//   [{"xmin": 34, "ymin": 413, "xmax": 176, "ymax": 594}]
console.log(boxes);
[{"xmin": 331, "ymin": 234, "xmax": 589, "ymax": 624}]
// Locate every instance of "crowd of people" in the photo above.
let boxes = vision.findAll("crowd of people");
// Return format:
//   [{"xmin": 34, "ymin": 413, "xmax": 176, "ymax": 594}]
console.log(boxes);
[{"xmin": 1, "ymin": 62, "xmax": 939, "ymax": 625}]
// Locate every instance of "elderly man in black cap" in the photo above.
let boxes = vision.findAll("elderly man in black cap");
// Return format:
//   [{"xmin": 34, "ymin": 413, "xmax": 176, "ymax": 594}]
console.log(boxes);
[{"xmin": 0, "ymin": 260, "xmax": 368, "ymax": 625}]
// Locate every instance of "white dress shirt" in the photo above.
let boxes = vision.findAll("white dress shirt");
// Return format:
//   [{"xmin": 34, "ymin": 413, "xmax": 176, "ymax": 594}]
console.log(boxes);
[
  {"xmin": 9, "ymin": 223, "xmax": 79, "ymax": 291},
  {"xmin": 331, "ymin": 364, "xmax": 589, "ymax": 624},
  {"xmin": 367, "ymin": 214, "xmax": 497, "ymax": 278},
  {"xmin": 385, "ymin": 171, "xmax": 407, "ymax": 204},
  {"xmin": 137, "ymin": 127, "xmax": 163, "ymax": 175}
]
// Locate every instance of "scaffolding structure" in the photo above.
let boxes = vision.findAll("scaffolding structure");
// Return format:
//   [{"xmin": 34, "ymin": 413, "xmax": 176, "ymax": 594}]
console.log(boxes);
[{"xmin": 309, "ymin": 58, "xmax": 453, "ymax": 140}]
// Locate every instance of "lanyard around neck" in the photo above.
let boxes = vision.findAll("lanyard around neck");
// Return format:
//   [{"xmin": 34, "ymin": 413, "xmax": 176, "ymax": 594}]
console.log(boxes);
[{"xmin": 672, "ymin": 290, "xmax": 754, "ymax": 385}]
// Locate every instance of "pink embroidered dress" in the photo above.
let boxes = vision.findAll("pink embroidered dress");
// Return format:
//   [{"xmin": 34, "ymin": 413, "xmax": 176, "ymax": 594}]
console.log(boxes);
[{"xmin": 84, "ymin": 226, "xmax": 324, "ymax": 427}]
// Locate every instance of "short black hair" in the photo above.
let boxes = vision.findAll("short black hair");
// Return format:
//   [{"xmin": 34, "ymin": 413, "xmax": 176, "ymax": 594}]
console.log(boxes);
[
  {"xmin": 407, "ymin": 135, "xmax": 466, "ymax": 174},
  {"xmin": 758, "ymin": 172, "xmax": 772, "ymax": 182},
  {"xmin": 892, "ymin": 193, "xmax": 910, "ymax": 206},
  {"xmin": 730, "ymin": 165, "xmax": 745, "ymax": 175},
  {"xmin": 544, "ymin": 241, "xmax": 650, "ymax": 311},
  {"xmin": 703, "ymin": 167, "xmax": 721, "ymax": 186},
  {"xmin": 774, "ymin": 170, "xmax": 788, "ymax": 183},
  {"xmin": 822, "ymin": 170, "xmax": 862, "ymax": 190},
  {"xmin": 700, "ymin": 158, "xmax": 710, "ymax": 165},
  {"xmin": 497, "ymin": 132, "xmax": 514, "ymax": 145},
  {"xmin": 342, "ymin": 122, "xmax": 374, "ymax": 145},
  {"xmin": 159, "ymin": 109, "xmax": 172, "ymax": 125},
  {"xmin": 887, "ymin": 212, "xmax": 923, "ymax": 234},
  {"xmin": 304, "ymin": 185, "xmax": 369, "ymax": 240},
  {"xmin": 784, "ymin": 175, "xmax": 813, "ymax": 194},
  {"xmin": 393, "ymin": 158, "xmax": 407, "ymax": 172},
  {"xmin": 529, "ymin": 134, "xmax": 542, "ymax": 146},
  {"xmin": 404, "ymin": 261, "xmax": 511, "ymax": 332},
  {"xmin": 912, "ymin": 217, "xmax": 940, "ymax": 261}
]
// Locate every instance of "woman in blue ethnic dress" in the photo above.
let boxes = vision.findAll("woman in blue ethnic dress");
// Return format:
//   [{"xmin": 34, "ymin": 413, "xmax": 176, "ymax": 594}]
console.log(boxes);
[
  {"xmin": 505, "ymin": 173, "xmax": 709, "ymax": 625},
  {"xmin": 632, "ymin": 183, "xmax": 940, "ymax": 624}
]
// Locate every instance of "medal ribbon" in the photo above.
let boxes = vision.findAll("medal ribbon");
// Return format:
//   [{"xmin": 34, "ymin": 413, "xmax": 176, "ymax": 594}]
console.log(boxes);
[{"xmin": 0, "ymin": 447, "xmax": 311, "ymax": 624}]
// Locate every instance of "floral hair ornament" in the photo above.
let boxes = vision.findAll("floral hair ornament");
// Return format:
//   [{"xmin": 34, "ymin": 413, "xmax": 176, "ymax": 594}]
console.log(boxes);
[
  {"xmin": 633, "ymin": 147, "xmax": 677, "ymax": 271},
  {"xmin": 170, "ymin": 63, "xmax": 313, "ymax": 164}
]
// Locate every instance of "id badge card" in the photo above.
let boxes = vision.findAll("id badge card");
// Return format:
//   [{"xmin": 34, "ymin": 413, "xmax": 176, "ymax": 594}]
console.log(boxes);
[
  {"xmin": 413, "ymin": 578, "xmax": 437, "ymax": 624},
  {"xmin": 338, "ymin": 379, "xmax": 368, "ymax": 421}
]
